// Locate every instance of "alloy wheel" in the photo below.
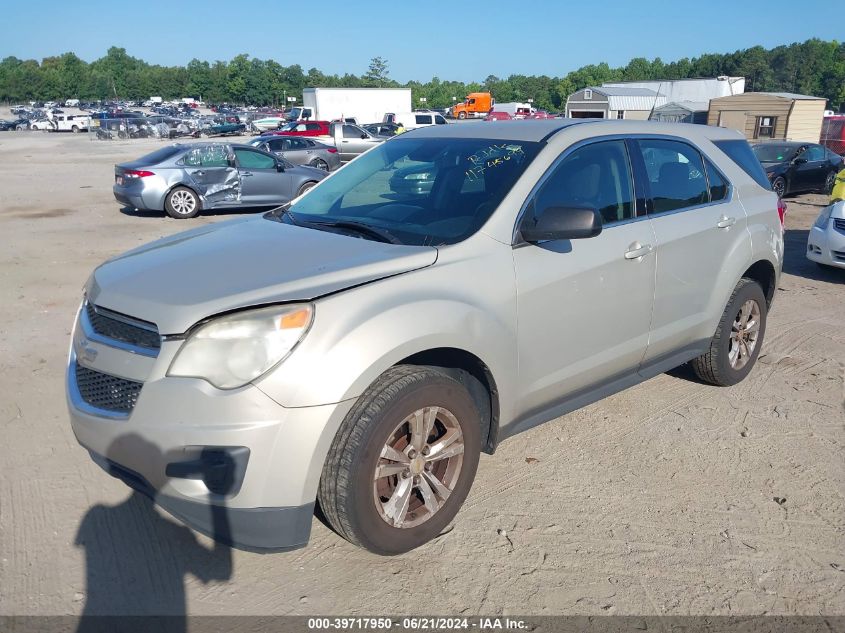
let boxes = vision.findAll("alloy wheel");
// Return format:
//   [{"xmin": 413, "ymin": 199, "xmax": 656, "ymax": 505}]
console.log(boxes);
[
  {"xmin": 373, "ymin": 406, "xmax": 464, "ymax": 529},
  {"xmin": 169, "ymin": 190, "xmax": 196, "ymax": 215},
  {"xmin": 729, "ymin": 299, "xmax": 761, "ymax": 370},
  {"xmin": 772, "ymin": 178, "xmax": 785, "ymax": 198}
]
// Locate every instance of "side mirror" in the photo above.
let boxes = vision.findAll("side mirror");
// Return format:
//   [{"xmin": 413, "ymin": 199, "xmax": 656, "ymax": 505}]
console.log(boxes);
[
  {"xmin": 275, "ymin": 162, "xmax": 285, "ymax": 172},
  {"xmin": 361, "ymin": 133, "xmax": 368, "ymax": 139},
  {"xmin": 520, "ymin": 205, "xmax": 602, "ymax": 243}
]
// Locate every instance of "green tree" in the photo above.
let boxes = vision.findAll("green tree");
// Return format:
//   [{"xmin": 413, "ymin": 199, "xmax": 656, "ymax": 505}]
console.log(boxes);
[{"xmin": 364, "ymin": 56, "xmax": 389, "ymax": 87}]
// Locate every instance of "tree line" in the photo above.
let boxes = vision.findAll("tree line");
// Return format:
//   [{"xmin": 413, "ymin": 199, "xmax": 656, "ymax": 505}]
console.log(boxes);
[{"xmin": 1, "ymin": 39, "xmax": 843, "ymax": 112}]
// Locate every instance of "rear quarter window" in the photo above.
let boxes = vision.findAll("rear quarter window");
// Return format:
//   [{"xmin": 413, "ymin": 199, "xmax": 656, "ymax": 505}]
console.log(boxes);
[
  {"xmin": 136, "ymin": 146, "xmax": 183, "ymax": 165},
  {"xmin": 713, "ymin": 140, "xmax": 771, "ymax": 190}
]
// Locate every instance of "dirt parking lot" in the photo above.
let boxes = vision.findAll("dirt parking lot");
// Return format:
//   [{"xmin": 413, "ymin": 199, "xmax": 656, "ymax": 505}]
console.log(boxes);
[{"xmin": 0, "ymin": 131, "xmax": 843, "ymax": 618}]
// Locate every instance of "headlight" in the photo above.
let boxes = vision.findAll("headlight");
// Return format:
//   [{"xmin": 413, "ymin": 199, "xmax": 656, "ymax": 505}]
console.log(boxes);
[
  {"xmin": 813, "ymin": 206, "xmax": 834, "ymax": 230},
  {"xmin": 168, "ymin": 304, "xmax": 313, "ymax": 389}
]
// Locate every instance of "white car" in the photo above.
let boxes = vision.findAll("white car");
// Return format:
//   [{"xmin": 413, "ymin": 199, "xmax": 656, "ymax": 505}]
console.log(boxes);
[
  {"xmin": 390, "ymin": 111, "xmax": 449, "ymax": 130},
  {"xmin": 807, "ymin": 200, "xmax": 845, "ymax": 269}
]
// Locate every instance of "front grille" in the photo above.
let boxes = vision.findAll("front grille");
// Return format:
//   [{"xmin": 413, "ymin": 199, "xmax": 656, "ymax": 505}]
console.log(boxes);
[
  {"xmin": 75, "ymin": 363, "xmax": 143, "ymax": 414},
  {"xmin": 832, "ymin": 250, "xmax": 845, "ymax": 262},
  {"xmin": 85, "ymin": 302, "xmax": 160, "ymax": 351},
  {"xmin": 834, "ymin": 218, "xmax": 845, "ymax": 232}
]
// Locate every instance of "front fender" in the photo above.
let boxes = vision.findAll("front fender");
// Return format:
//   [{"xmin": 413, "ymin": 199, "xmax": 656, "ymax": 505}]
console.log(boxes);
[{"xmin": 254, "ymin": 241, "xmax": 518, "ymax": 416}]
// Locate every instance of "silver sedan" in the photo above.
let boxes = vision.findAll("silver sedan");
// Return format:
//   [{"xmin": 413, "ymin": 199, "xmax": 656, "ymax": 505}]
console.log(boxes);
[
  {"xmin": 247, "ymin": 136, "xmax": 342, "ymax": 172},
  {"xmin": 113, "ymin": 142, "xmax": 328, "ymax": 219}
]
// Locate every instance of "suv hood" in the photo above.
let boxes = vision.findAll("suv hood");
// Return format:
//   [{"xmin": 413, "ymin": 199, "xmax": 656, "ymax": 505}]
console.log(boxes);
[{"xmin": 87, "ymin": 216, "xmax": 437, "ymax": 334}]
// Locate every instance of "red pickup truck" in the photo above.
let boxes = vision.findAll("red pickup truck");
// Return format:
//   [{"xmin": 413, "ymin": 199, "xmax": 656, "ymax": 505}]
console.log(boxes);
[{"xmin": 263, "ymin": 120, "xmax": 331, "ymax": 137}]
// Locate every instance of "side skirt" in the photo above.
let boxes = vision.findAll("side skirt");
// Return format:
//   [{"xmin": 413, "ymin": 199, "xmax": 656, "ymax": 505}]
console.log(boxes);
[{"xmin": 498, "ymin": 341, "xmax": 709, "ymax": 444}]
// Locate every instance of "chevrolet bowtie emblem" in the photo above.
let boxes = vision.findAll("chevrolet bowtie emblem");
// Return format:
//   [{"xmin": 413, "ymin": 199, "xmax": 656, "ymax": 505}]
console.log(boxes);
[{"xmin": 79, "ymin": 338, "xmax": 98, "ymax": 363}]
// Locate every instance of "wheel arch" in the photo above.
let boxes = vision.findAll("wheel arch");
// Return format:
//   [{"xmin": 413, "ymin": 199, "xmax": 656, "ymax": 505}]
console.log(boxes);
[
  {"xmin": 397, "ymin": 347, "xmax": 500, "ymax": 455},
  {"xmin": 742, "ymin": 259, "xmax": 777, "ymax": 307}
]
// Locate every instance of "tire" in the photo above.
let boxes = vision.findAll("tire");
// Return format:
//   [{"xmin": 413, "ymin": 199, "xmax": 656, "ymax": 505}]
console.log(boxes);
[
  {"xmin": 458, "ymin": 111, "xmax": 467, "ymax": 120},
  {"xmin": 691, "ymin": 278, "xmax": 767, "ymax": 387},
  {"xmin": 771, "ymin": 176, "xmax": 786, "ymax": 198},
  {"xmin": 311, "ymin": 158, "xmax": 329, "ymax": 171},
  {"xmin": 71, "ymin": 125, "xmax": 79, "ymax": 133},
  {"xmin": 318, "ymin": 365, "xmax": 482, "ymax": 555},
  {"xmin": 824, "ymin": 171, "xmax": 836, "ymax": 194},
  {"xmin": 297, "ymin": 181, "xmax": 317, "ymax": 197},
  {"xmin": 164, "ymin": 187, "xmax": 201, "ymax": 219}
]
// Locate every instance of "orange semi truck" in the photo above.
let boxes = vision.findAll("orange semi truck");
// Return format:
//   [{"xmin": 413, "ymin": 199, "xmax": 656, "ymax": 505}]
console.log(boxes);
[{"xmin": 451, "ymin": 92, "xmax": 494, "ymax": 119}]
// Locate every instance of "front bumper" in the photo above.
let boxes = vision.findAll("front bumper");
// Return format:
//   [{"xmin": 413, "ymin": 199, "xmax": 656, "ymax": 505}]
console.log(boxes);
[
  {"xmin": 67, "ymin": 304, "xmax": 355, "ymax": 550},
  {"xmin": 807, "ymin": 220, "xmax": 845, "ymax": 269}
]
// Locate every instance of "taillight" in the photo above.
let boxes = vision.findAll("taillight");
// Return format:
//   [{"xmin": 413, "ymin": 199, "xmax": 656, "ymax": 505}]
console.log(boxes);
[
  {"xmin": 326, "ymin": 148, "xmax": 338, "ymax": 153},
  {"xmin": 777, "ymin": 198, "xmax": 787, "ymax": 227},
  {"xmin": 124, "ymin": 169, "xmax": 155, "ymax": 178}
]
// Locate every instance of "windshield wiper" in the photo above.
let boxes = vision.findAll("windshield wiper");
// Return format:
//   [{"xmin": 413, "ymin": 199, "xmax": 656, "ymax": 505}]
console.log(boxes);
[{"xmin": 302, "ymin": 219, "xmax": 403, "ymax": 245}]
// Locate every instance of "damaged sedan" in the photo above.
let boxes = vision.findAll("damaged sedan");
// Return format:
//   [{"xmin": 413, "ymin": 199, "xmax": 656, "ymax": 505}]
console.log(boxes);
[{"xmin": 113, "ymin": 143, "xmax": 327, "ymax": 219}]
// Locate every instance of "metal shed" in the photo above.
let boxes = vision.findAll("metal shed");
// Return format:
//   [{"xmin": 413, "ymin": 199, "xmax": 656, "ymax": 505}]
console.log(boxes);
[
  {"xmin": 649, "ymin": 101, "xmax": 709, "ymax": 124},
  {"xmin": 565, "ymin": 87, "xmax": 666, "ymax": 120},
  {"xmin": 707, "ymin": 92, "xmax": 827, "ymax": 143}
]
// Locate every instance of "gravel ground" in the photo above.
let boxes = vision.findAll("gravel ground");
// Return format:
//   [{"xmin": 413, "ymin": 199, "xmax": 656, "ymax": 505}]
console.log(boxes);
[{"xmin": 0, "ymin": 131, "xmax": 842, "ymax": 617}]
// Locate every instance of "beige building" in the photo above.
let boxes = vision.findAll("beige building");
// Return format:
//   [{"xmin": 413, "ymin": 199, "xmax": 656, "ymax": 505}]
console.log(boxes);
[
  {"xmin": 707, "ymin": 93, "xmax": 827, "ymax": 143},
  {"xmin": 565, "ymin": 87, "xmax": 666, "ymax": 120}
]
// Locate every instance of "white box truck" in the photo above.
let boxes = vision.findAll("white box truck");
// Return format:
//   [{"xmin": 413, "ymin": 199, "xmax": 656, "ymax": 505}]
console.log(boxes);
[{"xmin": 292, "ymin": 88, "xmax": 412, "ymax": 124}]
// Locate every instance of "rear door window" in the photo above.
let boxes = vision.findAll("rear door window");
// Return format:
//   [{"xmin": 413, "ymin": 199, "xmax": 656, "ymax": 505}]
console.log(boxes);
[
  {"xmin": 637, "ymin": 139, "xmax": 708, "ymax": 213},
  {"xmin": 181, "ymin": 145, "xmax": 230, "ymax": 168},
  {"xmin": 415, "ymin": 115, "xmax": 433, "ymax": 125}
]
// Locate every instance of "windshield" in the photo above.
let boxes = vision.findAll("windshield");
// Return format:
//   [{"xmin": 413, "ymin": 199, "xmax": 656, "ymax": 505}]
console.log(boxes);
[
  {"xmin": 282, "ymin": 137, "xmax": 540, "ymax": 246},
  {"xmin": 752, "ymin": 144, "xmax": 799, "ymax": 163}
]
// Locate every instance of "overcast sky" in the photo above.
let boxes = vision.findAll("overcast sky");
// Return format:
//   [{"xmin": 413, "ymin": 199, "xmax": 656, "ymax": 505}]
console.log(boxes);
[{"xmin": 0, "ymin": 0, "xmax": 836, "ymax": 82}]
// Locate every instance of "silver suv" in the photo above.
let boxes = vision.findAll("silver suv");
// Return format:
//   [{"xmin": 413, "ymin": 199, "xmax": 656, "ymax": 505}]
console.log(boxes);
[{"xmin": 67, "ymin": 120, "xmax": 783, "ymax": 555}]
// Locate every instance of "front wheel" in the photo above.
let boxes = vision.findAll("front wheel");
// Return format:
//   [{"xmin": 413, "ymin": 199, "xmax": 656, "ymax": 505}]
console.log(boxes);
[
  {"xmin": 824, "ymin": 171, "xmax": 836, "ymax": 194},
  {"xmin": 297, "ymin": 181, "xmax": 317, "ymax": 197},
  {"xmin": 318, "ymin": 366, "xmax": 481, "ymax": 555},
  {"xmin": 457, "ymin": 111, "xmax": 467, "ymax": 120},
  {"xmin": 691, "ymin": 278, "xmax": 768, "ymax": 386},
  {"xmin": 164, "ymin": 187, "xmax": 200, "ymax": 219},
  {"xmin": 771, "ymin": 176, "xmax": 786, "ymax": 198}
]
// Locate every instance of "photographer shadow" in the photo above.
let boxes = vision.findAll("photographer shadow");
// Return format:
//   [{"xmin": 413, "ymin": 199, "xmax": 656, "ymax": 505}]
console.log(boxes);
[{"xmin": 75, "ymin": 435, "xmax": 233, "ymax": 633}]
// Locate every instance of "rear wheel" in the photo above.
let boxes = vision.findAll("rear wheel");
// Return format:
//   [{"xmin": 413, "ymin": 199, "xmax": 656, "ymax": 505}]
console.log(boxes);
[
  {"xmin": 691, "ymin": 278, "xmax": 767, "ymax": 386},
  {"xmin": 311, "ymin": 158, "xmax": 329, "ymax": 171},
  {"xmin": 164, "ymin": 187, "xmax": 200, "ymax": 219},
  {"xmin": 318, "ymin": 366, "xmax": 481, "ymax": 555}
]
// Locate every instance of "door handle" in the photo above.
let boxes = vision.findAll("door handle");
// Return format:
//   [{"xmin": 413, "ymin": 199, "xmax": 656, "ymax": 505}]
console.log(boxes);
[
  {"xmin": 716, "ymin": 216, "xmax": 736, "ymax": 228},
  {"xmin": 624, "ymin": 242, "xmax": 654, "ymax": 260},
  {"xmin": 193, "ymin": 170, "xmax": 205, "ymax": 176},
  {"xmin": 241, "ymin": 171, "xmax": 253, "ymax": 177}
]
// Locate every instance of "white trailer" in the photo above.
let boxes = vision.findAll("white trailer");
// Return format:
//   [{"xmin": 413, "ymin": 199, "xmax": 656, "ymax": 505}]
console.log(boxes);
[
  {"xmin": 300, "ymin": 88, "xmax": 412, "ymax": 124},
  {"xmin": 491, "ymin": 102, "xmax": 533, "ymax": 118}
]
